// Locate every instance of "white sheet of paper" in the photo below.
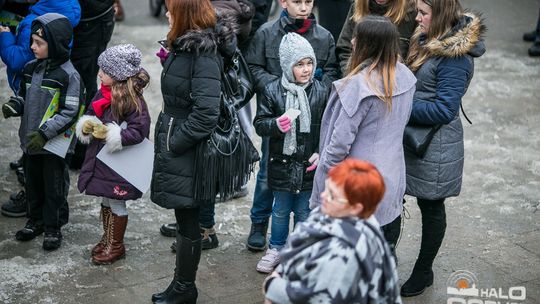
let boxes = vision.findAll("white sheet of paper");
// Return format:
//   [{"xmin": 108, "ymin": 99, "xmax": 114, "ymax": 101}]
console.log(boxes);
[
  {"xmin": 97, "ymin": 138, "xmax": 154, "ymax": 193},
  {"xmin": 284, "ymin": 108, "xmax": 301, "ymax": 120},
  {"xmin": 43, "ymin": 133, "xmax": 72, "ymax": 158}
]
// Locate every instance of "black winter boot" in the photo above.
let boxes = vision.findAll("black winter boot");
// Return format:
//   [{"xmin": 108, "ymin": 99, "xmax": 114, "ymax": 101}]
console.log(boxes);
[
  {"xmin": 152, "ymin": 234, "xmax": 201, "ymax": 304},
  {"xmin": 247, "ymin": 222, "xmax": 268, "ymax": 251},
  {"xmin": 401, "ymin": 199, "xmax": 446, "ymax": 297},
  {"xmin": 381, "ymin": 215, "xmax": 401, "ymax": 264}
]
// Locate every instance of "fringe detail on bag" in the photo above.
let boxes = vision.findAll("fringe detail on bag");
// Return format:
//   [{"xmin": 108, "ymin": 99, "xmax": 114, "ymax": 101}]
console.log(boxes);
[{"xmin": 193, "ymin": 126, "xmax": 258, "ymax": 201}]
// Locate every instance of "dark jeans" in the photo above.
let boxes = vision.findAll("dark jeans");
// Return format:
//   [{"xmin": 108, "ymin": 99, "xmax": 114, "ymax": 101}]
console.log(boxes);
[
  {"xmin": 71, "ymin": 8, "xmax": 115, "ymax": 103},
  {"xmin": 24, "ymin": 153, "xmax": 70, "ymax": 231},
  {"xmin": 175, "ymin": 207, "xmax": 200, "ymax": 240},
  {"xmin": 414, "ymin": 198, "xmax": 446, "ymax": 271},
  {"xmin": 198, "ymin": 199, "xmax": 215, "ymax": 229},
  {"xmin": 249, "ymin": 137, "xmax": 274, "ymax": 224},
  {"xmin": 316, "ymin": 0, "xmax": 352, "ymax": 41}
]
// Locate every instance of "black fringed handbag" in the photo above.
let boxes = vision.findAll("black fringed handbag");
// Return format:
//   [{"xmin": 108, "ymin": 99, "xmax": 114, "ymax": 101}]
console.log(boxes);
[{"xmin": 193, "ymin": 49, "xmax": 259, "ymax": 201}]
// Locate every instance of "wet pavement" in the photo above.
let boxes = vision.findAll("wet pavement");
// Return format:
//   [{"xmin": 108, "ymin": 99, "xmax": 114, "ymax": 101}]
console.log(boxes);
[{"xmin": 0, "ymin": 0, "xmax": 539, "ymax": 303}]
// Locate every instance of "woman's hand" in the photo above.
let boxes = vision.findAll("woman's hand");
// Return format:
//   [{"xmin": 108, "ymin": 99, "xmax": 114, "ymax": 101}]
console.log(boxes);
[{"xmin": 0, "ymin": 26, "xmax": 11, "ymax": 33}]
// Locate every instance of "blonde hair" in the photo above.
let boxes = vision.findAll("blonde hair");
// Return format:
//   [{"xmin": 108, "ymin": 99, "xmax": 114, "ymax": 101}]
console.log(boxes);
[
  {"xmin": 352, "ymin": 0, "xmax": 410, "ymax": 24},
  {"xmin": 110, "ymin": 68, "xmax": 150, "ymax": 119}
]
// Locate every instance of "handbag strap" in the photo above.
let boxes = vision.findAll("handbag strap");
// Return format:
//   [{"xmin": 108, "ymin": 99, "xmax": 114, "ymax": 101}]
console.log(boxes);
[{"xmin": 460, "ymin": 104, "xmax": 472, "ymax": 125}]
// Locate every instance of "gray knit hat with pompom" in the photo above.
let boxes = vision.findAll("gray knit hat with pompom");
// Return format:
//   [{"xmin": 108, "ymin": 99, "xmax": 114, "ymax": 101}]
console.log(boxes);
[{"xmin": 98, "ymin": 44, "xmax": 142, "ymax": 81}]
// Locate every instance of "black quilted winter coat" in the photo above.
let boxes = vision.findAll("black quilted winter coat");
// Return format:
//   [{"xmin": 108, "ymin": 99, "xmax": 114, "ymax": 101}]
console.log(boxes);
[{"xmin": 151, "ymin": 18, "xmax": 237, "ymax": 209}]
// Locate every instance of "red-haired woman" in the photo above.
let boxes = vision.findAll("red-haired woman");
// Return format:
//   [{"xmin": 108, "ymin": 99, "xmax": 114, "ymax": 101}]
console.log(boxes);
[
  {"xmin": 263, "ymin": 159, "xmax": 401, "ymax": 303},
  {"xmin": 150, "ymin": 0, "xmax": 236, "ymax": 302}
]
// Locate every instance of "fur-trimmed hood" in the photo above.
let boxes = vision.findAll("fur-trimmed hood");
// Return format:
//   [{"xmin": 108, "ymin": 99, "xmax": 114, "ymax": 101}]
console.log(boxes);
[
  {"xmin": 172, "ymin": 13, "xmax": 238, "ymax": 59},
  {"xmin": 419, "ymin": 12, "xmax": 486, "ymax": 58}
]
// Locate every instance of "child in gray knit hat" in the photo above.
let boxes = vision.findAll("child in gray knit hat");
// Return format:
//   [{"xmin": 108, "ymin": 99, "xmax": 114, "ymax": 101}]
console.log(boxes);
[
  {"xmin": 75, "ymin": 43, "xmax": 151, "ymax": 265},
  {"xmin": 253, "ymin": 32, "xmax": 330, "ymax": 274}
]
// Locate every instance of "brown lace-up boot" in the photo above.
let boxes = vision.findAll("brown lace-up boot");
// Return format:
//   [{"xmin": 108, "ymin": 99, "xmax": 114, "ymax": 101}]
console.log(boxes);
[
  {"xmin": 92, "ymin": 213, "xmax": 127, "ymax": 265},
  {"xmin": 91, "ymin": 205, "xmax": 112, "ymax": 256}
]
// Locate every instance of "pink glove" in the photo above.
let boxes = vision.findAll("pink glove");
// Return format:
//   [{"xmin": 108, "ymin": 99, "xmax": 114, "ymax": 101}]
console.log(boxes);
[
  {"xmin": 306, "ymin": 153, "xmax": 319, "ymax": 172},
  {"xmin": 156, "ymin": 47, "xmax": 169, "ymax": 65},
  {"xmin": 276, "ymin": 115, "xmax": 292, "ymax": 133}
]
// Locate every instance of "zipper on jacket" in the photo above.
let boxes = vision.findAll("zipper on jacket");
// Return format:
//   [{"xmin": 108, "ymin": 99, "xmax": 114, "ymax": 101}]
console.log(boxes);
[{"xmin": 166, "ymin": 117, "xmax": 174, "ymax": 152}]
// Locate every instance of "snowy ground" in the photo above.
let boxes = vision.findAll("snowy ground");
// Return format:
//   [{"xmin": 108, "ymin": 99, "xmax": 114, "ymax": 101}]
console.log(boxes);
[{"xmin": 1, "ymin": 0, "xmax": 539, "ymax": 303}]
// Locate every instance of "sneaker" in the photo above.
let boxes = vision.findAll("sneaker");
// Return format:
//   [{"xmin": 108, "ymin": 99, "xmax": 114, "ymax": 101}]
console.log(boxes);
[
  {"xmin": 529, "ymin": 43, "xmax": 540, "ymax": 57},
  {"xmin": 201, "ymin": 227, "xmax": 219, "ymax": 250},
  {"xmin": 523, "ymin": 30, "xmax": 538, "ymax": 42},
  {"xmin": 43, "ymin": 231, "xmax": 62, "ymax": 251},
  {"xmin": 232, "ymin": 186, "xmax": 249, "ymax": 199},
  {"xmin": 160, "ymin": 223, "xmax": 177, "ymax": 237},
  {"xmin": 15, "ymin": 220, "xmax": 44, "ymax": 241},
  {"xmin": 9, "ymin": 156, "xmax": 23, "ymax": 170},
  {"xmin": 256, "ymin": 248, "xmax": 280, "ymax": 273},
  {"xmin": 1, "ymin": 190, "xmax": 26, "ymax": 217}
]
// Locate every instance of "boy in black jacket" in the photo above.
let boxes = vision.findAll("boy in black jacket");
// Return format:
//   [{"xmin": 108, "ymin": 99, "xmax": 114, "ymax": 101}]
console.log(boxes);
[{"xmin": 2, "ymin": 13, "xmax": 83, "ymax": 251}]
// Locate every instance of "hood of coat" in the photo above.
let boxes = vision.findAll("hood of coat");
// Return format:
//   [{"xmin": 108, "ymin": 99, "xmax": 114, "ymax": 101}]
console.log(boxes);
[
  {"xmin": 334, "ymin": 61, "xmax": 417, "ymax": 117},
  {"xmin": 172, "ymin": 12, "xmax": 238, "ymax": 59},
  {"xmin": 421, "ymin": 12, "xmax": 487, "ymax": 58},
  {"xmin": 30, "ymin": 0, "xmax": 81, "ymax": 28},
  {"xmin": 31, "ymin": 13, "xmax": 73, "ymax": 67}
]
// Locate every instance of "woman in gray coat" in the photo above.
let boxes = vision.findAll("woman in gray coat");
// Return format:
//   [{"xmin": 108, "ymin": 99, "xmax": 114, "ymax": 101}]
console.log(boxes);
[
  {"xmin": 401, "ymin": 0, "xmax": 486, "ymax": 297},
  {"xmin": 310, "ymin": 16, "xmax": 416, "ymax": 255}
]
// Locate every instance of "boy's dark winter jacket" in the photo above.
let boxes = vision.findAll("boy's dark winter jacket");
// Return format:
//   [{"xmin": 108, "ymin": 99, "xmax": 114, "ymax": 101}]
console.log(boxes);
[
  {"xmin": 15, "ymin": 13, "xmax": 83, "ymax": 156},
  {"xmin": 78, "ymin": 0, "xmax": 114, "ymax": 20},
  {"xmin": 76, "ymin": 90, "xmax": 151, "ymax": 201},
  {"xmin": 151, "ymin": 16, "xmax": 237, "ymax": 210},
  {"xmin": 254, "ymin": 80, "xmax": 329, "ymax": 193},
  {"xmin": 245, "ymin": 14, "xmax": 339, "ymax": 93}
]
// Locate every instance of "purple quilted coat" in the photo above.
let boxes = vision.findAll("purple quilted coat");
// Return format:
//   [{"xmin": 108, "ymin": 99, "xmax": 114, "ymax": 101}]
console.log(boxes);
[{"xmin": 76, "ymin": 91, "xmax": 151, "ymax": 201}]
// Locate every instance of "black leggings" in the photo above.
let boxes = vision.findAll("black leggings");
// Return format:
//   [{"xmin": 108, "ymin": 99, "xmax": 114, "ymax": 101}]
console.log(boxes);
[{"xmin": 174, "ymin": 207, "xmax": 200, "ymax": 240}]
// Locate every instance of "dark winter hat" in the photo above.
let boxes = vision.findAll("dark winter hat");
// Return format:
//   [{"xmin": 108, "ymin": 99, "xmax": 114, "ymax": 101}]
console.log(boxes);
[{"xmin": 98, "ymin": 44, "xmax": 142, "ymax": 81}]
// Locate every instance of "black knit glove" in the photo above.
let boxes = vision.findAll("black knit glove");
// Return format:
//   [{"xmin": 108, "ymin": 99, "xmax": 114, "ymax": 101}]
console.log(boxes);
[
  {"xmin": 27, "ymin": 131, "xmax": 47, "ymax": 152},
  {"xmin": 2, "ymin": 97, "xmax": 22, "ymax": 118}
]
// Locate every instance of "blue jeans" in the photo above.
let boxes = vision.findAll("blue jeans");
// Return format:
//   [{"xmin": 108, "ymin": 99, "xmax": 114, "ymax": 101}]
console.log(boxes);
[
  {"xmin": 269, "ymin": 191, "xmax": 311, "ymax": 249},
  {"xmin": 250, "ymin": 137, "xmax": 274, "ymax": 224}
]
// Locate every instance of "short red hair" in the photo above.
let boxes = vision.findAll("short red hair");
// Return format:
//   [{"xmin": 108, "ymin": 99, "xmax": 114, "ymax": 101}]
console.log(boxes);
[{"xmin": 327, "ymin": 158, "xmax": 385, "ymax": 218}]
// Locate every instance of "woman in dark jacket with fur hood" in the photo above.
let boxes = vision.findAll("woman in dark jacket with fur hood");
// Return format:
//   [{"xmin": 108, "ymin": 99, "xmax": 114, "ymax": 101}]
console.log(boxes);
[
  {"xmin": 401, "ymin": 0, "xmax": 486, "ymax": 297},
  {"xmin": 149, "ymin": 0, "xmax": 234, "ymax": 303}
]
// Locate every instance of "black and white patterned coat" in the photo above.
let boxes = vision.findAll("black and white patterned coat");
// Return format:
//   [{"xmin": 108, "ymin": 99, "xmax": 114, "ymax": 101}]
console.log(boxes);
[{"xmin": 265, "ymin": 208, "xmax": 402, "ymax": 304}]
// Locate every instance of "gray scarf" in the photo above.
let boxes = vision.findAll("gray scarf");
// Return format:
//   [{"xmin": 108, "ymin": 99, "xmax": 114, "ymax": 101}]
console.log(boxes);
[{"xmin": 281, "ymin": 75, "xmax": 311, "ymax": 156}]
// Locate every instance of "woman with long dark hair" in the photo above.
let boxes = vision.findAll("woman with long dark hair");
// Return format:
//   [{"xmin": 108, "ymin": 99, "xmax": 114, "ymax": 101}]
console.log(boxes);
[
  {"xmin": 401, "ymin": 0, "xmax": 485, "ymax": 297},
  {"xmin": 336, "ymin": 0, "xmax": 417, "ymax": 73},
  {"xmin": 309, "ymin": 15, "xmax": 416, "ymax": 257},
  {"xmin": 150, "ymin": 0, "xmax": 225, "ymax": 303}
]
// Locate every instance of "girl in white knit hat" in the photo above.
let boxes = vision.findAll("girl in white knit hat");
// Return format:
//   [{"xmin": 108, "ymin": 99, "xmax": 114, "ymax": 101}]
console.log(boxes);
[{"xmin": 253, "ymin": 32, "xmax": 330, "ymax": 273}]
